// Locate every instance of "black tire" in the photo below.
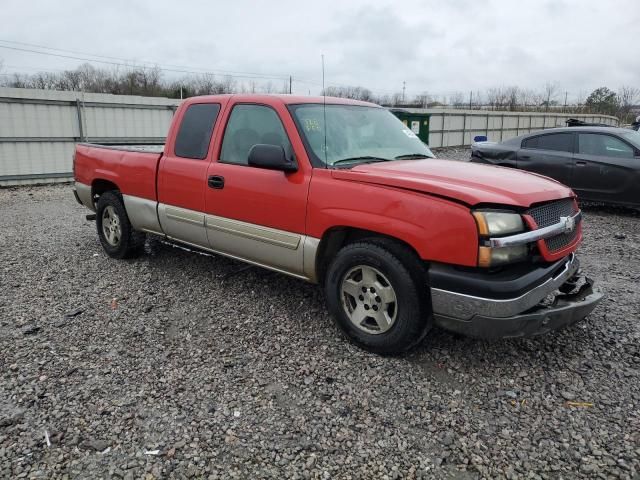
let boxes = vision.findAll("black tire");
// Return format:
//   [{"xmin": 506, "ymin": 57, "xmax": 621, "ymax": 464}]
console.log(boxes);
[
  {"xmin": 95, "ymin": 191, "xmax": 145, "ymax": 259},
  {"xmin": 324, "ymin": 239, "xmax": 432, "ymax": 355}
]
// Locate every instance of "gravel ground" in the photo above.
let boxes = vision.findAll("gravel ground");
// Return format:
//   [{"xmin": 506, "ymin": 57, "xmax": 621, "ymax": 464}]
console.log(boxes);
[
  {"xmin": 432, "ymin": 147, "xmax": 472, "ymax": 162},
  {"xmin": 0, "ymin": 183, "xmax": 639, "ymax": 479}
]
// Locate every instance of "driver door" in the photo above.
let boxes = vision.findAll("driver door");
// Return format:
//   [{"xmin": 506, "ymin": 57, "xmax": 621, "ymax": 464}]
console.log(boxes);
[{"xmin": 203, "ymin": 102, "xmax": 312, "ymax": 277}]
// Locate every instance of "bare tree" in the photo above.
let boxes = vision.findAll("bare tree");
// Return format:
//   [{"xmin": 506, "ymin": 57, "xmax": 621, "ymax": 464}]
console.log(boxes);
[
  {"xmin": 574, "ymin": 90, "xmax": 588, "ymax": 113},
  {"xmin": 617, "ymin": 85, "xmax": 640, "ymax": 122},
  {"xmin": 389, "ymin": 92, "xmax": 402, "ymax": 106},
  {"xmin": 218, "ymin": 75, "xmax": 236, "ymax": 94},
  {"xmin": 375, "ymin": 94, "xmax": 391, "ymax": 106},
  {"xmin": 503, "ymin": 86, "xmax": 519, "ymax": 111},
  {"xmin": 487, "ymin": 87, "xmax": 511, "ymax": 110},
  {"xmin": 449, "ymin": 91, "xmax": 465, "ymax": 108},
  {"xmin": 261, "ymin": 81, "xmax": 276, "ymax": 94},
  {"xmin": 471, "ymin": 90, "xmax": 483, "ymax": 109},
  {"xmin": 414, "ymin": 92, "xmax": 432, "ymax": 108},
  {"xmin": 322, "ymin": 85, "xmax": 374, "ymax": 102},
  {"xmin": 4, "ymin": 63, "xmax": 621, "ymax": 118}
]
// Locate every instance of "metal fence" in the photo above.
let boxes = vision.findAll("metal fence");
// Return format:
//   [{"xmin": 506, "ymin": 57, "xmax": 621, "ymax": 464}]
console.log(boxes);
[
  {"xmin": 0, "ymin": 88, "xmax": 622, "ymax": 186},
  {"xmin": 402, "ymin": 108, "xmax": 620, "ymax": 148},
  {"xmin": 0, "ymin": 87, "xmax": 179, "ymax": 186}
]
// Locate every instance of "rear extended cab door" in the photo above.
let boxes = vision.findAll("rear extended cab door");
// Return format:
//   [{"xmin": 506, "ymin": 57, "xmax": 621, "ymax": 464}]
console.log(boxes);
[
  {"xmin": 572, "ymin": 132, "xmax": 640, "ymax": 205},
  {"xmin": 157, "ymin": 100, "xmax": 228, "ymax": 248},
  {"xmin": 203, "ymin": 99, "xmax": 313, "ymax": 278},
  {"xmin": 516, "ymin": 132, "xmax": 575, "ymax": 186}
]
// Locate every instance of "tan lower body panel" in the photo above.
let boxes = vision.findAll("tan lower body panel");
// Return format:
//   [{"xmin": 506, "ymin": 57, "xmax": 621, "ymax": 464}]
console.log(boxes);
[
  {"xmin": 75, "ymin": 186, "xmax": 318, "ymax": 279},
  {"xmin": 75, "ymin": 182, "xmax": 94, "ymax": 211},
  {"xmin": 151, "ymin": 201, "xmax": 319, "ymax": 281},
  {"xmin": 157, "ymin": 204, "xmax": 209, "ymax": 249},
  {"xmin": 123, "ymin": 195, "xmax": 163, "ymax": 235},
  {"xmin": 205, "ymin": 213, "xmax": 305, "ymax": 277}
]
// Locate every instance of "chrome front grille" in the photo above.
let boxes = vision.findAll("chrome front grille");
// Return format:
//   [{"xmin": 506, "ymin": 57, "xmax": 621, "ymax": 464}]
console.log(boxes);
[{"xmin": 526, "ymin": 198, "xmax": 579, "ymax": 252}]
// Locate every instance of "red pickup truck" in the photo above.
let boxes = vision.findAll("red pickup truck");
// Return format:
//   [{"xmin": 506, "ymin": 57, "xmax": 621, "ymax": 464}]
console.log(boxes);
[{"xmin": 73, "ymin": 94, "xmax": 601, "ymax": 354}]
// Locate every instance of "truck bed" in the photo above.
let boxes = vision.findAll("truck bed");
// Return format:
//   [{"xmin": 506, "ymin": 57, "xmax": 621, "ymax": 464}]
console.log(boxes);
[{"xmin": 74, "ymin": 143, "xmax": 163, "ymax": 202}]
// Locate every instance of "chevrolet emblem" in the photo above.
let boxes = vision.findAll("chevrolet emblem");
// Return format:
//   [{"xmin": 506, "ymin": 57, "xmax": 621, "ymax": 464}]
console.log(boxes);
[{"xmin": 561, "ymin": 216, "xmax": 575, "ymax": 233}]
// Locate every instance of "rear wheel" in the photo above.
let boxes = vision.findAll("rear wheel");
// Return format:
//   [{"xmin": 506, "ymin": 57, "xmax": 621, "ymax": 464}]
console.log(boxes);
[
  {"xmin": 96, "ymin": 191, "xmax": 145, "ymax": 259},
  {"xmin": 324, "ymin": 240, "xmax": 431, "ymax": 354}
]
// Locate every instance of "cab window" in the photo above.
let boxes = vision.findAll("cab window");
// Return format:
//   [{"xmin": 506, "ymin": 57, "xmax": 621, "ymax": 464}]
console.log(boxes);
[
  {"xmin": 220, "ymin": 104, "xmax": 293, "ymax": 165},
  {"xmin": 174, "ymin": 103, "xmax": 221, "ymax": 159}
]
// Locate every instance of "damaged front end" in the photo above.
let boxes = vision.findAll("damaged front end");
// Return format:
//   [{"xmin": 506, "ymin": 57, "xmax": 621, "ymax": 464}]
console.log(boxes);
[{"xmin": 429, "ymin": 255, "xmax": 603, "ymax": 339}]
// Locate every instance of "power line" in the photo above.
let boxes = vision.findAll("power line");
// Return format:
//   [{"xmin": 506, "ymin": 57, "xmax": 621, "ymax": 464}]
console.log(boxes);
[
  {"xmin": 0, "ymin": 43, "xmax": 290, "ymax": 82},
  {"xmin": 0, "ymin": 39, "xmax": 293, "ymax": 80},
  {"xmin": 0, "ymin": 40, "xmax": 490, "ymax": 98},
  {"xmin": 2, "ymin": 63, "xmax": 66, "ymax": 73}
]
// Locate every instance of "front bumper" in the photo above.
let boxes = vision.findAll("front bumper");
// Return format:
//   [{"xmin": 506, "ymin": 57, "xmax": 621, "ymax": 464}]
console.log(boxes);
[{"xmin": 430, "ymin": 255, "xmax": 603, "ymax": 339}]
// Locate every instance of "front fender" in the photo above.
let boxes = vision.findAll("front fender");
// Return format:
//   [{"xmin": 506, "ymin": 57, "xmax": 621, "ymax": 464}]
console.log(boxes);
[{"xmin": 307, "ymin": 172, "xmax": 479, "ymax": 267}]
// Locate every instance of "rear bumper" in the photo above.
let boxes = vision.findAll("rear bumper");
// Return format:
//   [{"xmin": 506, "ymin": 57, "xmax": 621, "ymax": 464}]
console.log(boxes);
[
  {"xmin": 73, "ymin": 182, "xmax": 95, "ymax": 211},
  {"xmin": 430, "ymin": 255, "xmax": 603, "ymax": 339},
  {"xmin": 72, "ymin": 188, "xmax": 82, "ymax": 205}
]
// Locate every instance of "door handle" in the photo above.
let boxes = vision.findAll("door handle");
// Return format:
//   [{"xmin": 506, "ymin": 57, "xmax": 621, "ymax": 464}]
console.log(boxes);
[
  {"xmin": 208, "ymin": 175, "xmax": 225, "ymax": 189},
  {"xmin": 576, "ymin": 161, "xmax": 587, "ymax": 166},
  {"xmin": 520, "ymin": 155, "xmax": 530, "ymax": 159}
]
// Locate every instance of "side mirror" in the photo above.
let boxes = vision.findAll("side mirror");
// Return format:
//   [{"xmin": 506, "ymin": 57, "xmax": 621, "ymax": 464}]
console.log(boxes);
[{"xmin": 248, "ymin": 144, "xmax": 297, "ymax": 172}]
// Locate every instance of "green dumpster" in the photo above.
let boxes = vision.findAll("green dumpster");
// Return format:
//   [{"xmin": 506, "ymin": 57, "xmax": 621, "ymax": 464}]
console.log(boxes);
[{"xmin": 389, "ymin": 109, "xmax": 431, "ymax": 145}]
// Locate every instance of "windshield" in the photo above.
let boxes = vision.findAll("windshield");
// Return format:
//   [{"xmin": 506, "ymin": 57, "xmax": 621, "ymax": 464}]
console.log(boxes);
[
  {"xmin": 621, "ymin": 130, "xmax": 640, "ymax": 149},
  {"xmin": 289, "ymin": 104, "xmax": 435, "ymax": 167}
]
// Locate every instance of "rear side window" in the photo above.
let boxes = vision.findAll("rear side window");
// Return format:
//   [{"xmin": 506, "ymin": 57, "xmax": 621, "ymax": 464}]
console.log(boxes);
[
  {"xmin": 522, "ymin": 133, "xmax": 573, "ymax": 153},
  {"xmin": 174, "ymin": 103, "xmax": 221, "ymax": 159},
  {"xmin": 578, "ymin": 133, "xmax": 634, "ymax": 158}
]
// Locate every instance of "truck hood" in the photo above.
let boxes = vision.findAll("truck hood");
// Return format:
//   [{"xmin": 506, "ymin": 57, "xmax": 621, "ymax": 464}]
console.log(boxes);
[{"xmin": 331, "ymin": 159, "xmax": 574, "ymax": 207}]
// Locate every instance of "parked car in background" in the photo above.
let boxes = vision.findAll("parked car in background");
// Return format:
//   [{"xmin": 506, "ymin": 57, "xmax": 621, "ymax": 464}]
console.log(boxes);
[{"xmin": 471, "ymin": 127, "xmax": 640, "ymax": 208}]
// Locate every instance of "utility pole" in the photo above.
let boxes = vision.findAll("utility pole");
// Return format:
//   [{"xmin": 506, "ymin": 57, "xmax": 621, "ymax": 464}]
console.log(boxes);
[
  {"xmin": 289, "ymin": 75, "xmax": 292, "ymax": 94},
  {"xmin": 469, "ymin": 91, "xmax": 473, "ymax": 109},
  {"xmin": 564, "ymin": 91, "xmax": 568, "ymax": 112},
  {"xmin": 402, "ymin": 81, "xmax": 406, "ymax": 104}
]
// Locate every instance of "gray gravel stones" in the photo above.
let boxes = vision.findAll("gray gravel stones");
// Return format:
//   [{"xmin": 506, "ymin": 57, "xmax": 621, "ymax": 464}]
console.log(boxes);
[
  {"xmin": 1, "ymin": 183, "xmax": 639, "ymax": 479},
  {"xmin": 432, "ymin": 147, "xmax": 472, "ymax": 161}
]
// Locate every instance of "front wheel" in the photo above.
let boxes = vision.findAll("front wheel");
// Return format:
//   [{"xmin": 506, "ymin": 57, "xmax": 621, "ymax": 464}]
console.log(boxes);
[
  {"xmin": 96, "ymin": 191, "xmax": 145, "ymax": 259},
  {"xmin": 324, "ymin": 240, "xmax": 431, "ymax": 355}
]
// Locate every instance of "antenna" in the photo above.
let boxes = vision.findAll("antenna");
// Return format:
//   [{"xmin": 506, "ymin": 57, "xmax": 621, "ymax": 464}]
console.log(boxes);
[{"xmin": 322, "ymin": 54, "xmax": 327, "ymax": 165}]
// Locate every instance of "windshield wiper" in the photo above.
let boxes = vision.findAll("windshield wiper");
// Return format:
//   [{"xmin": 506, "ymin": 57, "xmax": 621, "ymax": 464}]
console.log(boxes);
[
  {"xmin": 331, "ymin": 156, "xmax": 392, "ymax": 167},
  {"xmin": 394, "ymin": 153, "xmax": 433, "ymax": 160}
]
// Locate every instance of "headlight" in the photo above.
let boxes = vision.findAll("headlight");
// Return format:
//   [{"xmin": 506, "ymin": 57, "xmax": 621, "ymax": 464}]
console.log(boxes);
[
  {"xmin": 473, "ymin": 211, "xmax": 524, "ymax": 236},
  {"xmin": 473, "ymin": 210, "xmax": 528, "ymax": 267}
]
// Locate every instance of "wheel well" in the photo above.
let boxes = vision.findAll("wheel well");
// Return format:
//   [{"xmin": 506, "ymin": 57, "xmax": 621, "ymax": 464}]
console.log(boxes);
[
  {"xmin": 315, "ymin": 227, "xmax": 422, "ymax": 285},
  {"xmin": 92, "ymin": 179, "xmax": 119, "ymax": 202}
]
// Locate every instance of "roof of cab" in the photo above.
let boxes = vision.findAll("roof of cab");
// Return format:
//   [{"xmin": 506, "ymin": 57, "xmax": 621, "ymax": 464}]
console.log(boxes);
[{"xmin": 181, "ymin": 94, "xmax": 380, "ymax": 108}]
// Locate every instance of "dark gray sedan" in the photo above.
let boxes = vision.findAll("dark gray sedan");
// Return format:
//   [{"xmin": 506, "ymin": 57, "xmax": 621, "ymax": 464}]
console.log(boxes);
[{"xmin": 470, "ymin": 127, "xmax": 640, "ymax": 208}]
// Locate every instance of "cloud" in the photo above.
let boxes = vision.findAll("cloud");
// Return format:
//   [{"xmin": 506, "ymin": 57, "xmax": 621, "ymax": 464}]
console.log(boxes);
[{"xmin": 0, "ymin": 0, "xmax": 638, "ymax": 100}]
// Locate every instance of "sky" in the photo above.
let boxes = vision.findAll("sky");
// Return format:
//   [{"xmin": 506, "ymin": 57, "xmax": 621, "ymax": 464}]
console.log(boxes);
[{"xmin": 0, "ymin": 0, "xmax": 638, "ymax": 101}]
